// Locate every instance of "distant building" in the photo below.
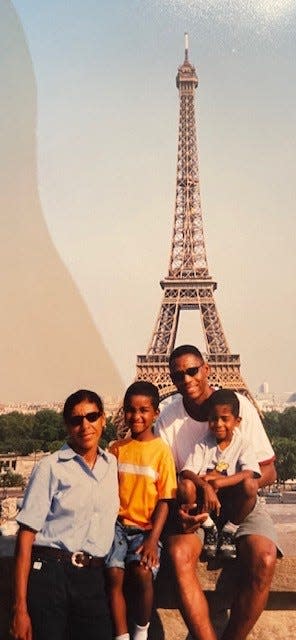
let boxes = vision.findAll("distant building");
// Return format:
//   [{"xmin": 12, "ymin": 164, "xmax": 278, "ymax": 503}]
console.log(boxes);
[
  {"xmin": 0, "ymin": 451, "xmax": 49, "ymax": 482},
  {"xmin": 0, "ymin": 401, "xmax": 63, "ymax": 416},
  {"xmin": 258, "ymin": 381, "xmax": 269, "ymax": 394},
  {"xmin": 0, "ymin": 398, "xmax": 120, "ymax": 417}
]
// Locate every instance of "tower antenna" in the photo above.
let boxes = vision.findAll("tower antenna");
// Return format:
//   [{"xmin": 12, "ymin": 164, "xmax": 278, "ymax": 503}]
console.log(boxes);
[{"xmin": 184, "ymin": 32, "xmax": 189, "ymax": 61}]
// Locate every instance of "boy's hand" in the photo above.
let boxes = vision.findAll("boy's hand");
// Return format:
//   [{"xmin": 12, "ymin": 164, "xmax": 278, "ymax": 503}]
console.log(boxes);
[
  {"xmin": 178, "ymin": 506, "xmax": 209, "ymax": 533},
  {"xmin": 207, "ymin": 476, "xmax": 224, "ymax": 492},
  {"xmin": 136, "ymin": 536, "xmax": 160, "ymax": 570},
  {"xmin": 203, "ymin": 470, "xmax": 221, "ymax": 481},
  {"xmin": 202, "ymin": 483, "xmax": 221, "ymax": 515}
]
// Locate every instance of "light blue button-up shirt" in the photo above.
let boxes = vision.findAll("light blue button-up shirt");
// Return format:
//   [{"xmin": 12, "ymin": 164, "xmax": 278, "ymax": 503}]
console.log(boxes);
[{"xmin": 17, "ymin": 443, "xmax": 119, "ymax": 557}]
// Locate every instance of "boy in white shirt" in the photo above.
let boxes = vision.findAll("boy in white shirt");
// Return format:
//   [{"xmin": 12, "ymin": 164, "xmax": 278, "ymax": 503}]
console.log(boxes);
[{"xmin": 179, "ymin": 389, "xmax": 261, "ymax": 560}]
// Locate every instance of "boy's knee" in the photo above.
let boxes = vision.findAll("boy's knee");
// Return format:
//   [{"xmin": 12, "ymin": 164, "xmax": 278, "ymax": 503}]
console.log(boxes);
[
  {"xmin": 177, "ymin": 477, "xmax": 197, "ymax": 503},
  {"xmin": 130, "ymin": 563, "xmax": 153, "ymax": 587},
  {"xmin": 241, "ymin": 477, "xmax": 258, "ymax": 498}
]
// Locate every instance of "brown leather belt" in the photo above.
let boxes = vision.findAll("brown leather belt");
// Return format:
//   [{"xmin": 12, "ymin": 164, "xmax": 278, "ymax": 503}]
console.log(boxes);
[{"xmin": 32, "ymin": 546, "xmax": 104, "ymax": 568}]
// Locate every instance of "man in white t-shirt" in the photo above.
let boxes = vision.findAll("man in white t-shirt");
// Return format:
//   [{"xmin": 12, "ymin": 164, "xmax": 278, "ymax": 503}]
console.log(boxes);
[{"xmin": 155, "ymin": 345, "xmax": 279, "ymax": 640}]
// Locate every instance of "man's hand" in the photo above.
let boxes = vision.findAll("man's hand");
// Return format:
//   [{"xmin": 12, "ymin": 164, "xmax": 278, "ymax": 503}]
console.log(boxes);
[{"xmin": 178, "ymin": 505, "xmax": 209, "ymax": 533}]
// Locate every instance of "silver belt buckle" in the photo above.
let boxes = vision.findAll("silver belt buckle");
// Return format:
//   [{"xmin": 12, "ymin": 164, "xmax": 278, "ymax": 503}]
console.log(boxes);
[{"xmin": 71, "ymin": 550, "xmax": 85, "ymax": 567}]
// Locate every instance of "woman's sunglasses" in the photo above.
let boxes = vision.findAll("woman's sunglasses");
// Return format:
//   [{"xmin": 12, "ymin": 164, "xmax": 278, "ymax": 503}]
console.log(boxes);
[{"xmin": 68, "ymin": 411, "xmax": 102, "ymax": 427}]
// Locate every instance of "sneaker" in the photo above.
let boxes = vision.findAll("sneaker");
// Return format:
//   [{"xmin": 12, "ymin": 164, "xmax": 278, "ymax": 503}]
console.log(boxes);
[
  {"xmin": 218, "ymin": 530, "xmax": 237, "ymax": 560},
  {"xmin": 203, "ymin": 525, "xmax": 218, "ymax": 559}
]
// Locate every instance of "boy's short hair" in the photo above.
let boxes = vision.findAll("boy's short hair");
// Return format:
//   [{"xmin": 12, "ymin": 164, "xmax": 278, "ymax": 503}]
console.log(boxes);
[
  {"xmin": 123, "ymin": 381, "xmax": 160, "ymax": 411},
  {"xmin": 169, "ymin": 344, "xmax": 204, "ymax": 369},
  {"xmin": 208, "ymin": 389, "xmax": 240, "ymax": 418},
  {"xmin": 63, "ymin": 389, "xmax": 104, "ymax": 423}
]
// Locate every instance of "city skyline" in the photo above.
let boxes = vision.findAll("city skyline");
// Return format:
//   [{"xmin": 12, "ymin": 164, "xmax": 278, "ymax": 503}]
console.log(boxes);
[{"xmin": 3, "ymin": 0, "xmax": 296, "ymax": 399}]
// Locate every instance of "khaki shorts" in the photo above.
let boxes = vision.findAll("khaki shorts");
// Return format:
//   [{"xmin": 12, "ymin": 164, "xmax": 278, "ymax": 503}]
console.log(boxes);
[
  {"xmin": 163, "ymin": 499, "xmax": 283, "ymax": 557},
  {"xmin": 235, "ymin": 499, "xmax": 283, "ymax": 556}
]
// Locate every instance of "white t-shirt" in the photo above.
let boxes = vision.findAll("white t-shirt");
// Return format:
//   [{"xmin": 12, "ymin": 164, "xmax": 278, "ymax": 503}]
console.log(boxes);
[
  {"xmin": 182, "ymin": 428, "xmax": 261, "ymax": 478},
  {"xmin": 155, "ymin": 393, "xmax": 275, "ymax": 474}
]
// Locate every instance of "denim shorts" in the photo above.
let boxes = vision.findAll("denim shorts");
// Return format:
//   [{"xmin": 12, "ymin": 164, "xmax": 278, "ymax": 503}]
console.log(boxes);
[{"xmin": 105, "ymin": 520, "xmax": 162, "ymax": 578}]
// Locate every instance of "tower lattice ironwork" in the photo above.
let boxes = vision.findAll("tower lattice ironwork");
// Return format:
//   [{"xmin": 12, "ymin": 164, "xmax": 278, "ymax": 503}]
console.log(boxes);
[{"xmin": 136, "ymin": 35, "xmax": 253, "ymax": 402}]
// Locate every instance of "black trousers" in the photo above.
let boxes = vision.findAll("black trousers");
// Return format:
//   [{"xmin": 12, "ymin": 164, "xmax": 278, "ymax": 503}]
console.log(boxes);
[{"xmin": 28, "ymin": 559, "xmax": 112, "ymax": 640}]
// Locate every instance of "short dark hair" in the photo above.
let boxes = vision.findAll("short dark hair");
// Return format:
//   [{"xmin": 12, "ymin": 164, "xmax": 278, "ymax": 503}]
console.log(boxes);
[
  {"xmin": 123, "ymin": 381, "xmax": 160, "ymax": 411},
  {"xmin": 208, "ymin": 389, "xmax": 240, "ymax": 418},
  {"xmin": 169, "ymin": 344, "xmax": 204, "ymax": 369},
  {"xmin": 63, "ymin": 389, "xmax": 104, "ymax": 423}
]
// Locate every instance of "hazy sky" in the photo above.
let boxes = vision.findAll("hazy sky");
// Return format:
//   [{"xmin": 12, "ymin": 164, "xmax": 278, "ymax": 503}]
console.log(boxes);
[{"xmin": 11, "ymin": 0, "xmax": 296, "ymax": 395}]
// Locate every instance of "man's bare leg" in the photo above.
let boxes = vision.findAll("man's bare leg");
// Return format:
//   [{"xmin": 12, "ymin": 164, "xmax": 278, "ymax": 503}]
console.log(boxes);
[
  {"xmin": 168, "ymin": 533, "xmax": 217, "ymax": 640},
  {"xmin": 221, "ymin": 534, "xmax": 277, "ymax": 640}
]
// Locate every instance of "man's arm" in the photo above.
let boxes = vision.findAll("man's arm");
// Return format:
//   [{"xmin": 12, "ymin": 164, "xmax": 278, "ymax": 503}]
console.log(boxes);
[
  {"xmin": 258, "ymin": 460, "xmax": 277, "ymax": 488},
  {"xmin": 11, "ymin": 525, "xmax": 36, "ymax": 640}
]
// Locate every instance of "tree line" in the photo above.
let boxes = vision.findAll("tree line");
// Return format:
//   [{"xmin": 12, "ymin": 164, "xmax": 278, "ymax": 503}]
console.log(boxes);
[
  {"xmin": 263, "ymin": 406, "xmax": 296, "ymax": 484},
  {"xmin": 0, "ymin": 409, "xmax": 116, "ymax": 456},
  {"xmin": 0, "ymin": 406, "xmax": 296, "ymax": 484}
]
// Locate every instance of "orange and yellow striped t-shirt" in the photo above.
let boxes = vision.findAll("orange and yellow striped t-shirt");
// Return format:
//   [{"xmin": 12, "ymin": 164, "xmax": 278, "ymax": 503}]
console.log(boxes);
[{"xmin": 109, "ymin": 437, "xmax": 177, "ymax": 530}]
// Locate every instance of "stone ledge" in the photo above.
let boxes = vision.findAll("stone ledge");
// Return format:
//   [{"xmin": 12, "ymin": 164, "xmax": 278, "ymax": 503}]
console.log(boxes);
[
  {"xmin": 151, "ymin": 608, "xmax": 296, "ymax": 640},
  {"xmin": 1, "ymin": 557, "xmax": 295, "ymax": 640},
  {"xmin": 197, "ymin": 557, "xmax": 296, "ymax": 593},
  {"xmin": 154, "ymin": 557, "xmax": 296, "ymax": 606},
  {"xmin": 150, "ymin": 557, "xmax": 296, "ymax": 640}
]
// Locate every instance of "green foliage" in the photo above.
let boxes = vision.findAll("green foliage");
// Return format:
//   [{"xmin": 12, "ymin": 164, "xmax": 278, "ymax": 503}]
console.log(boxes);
[
  {"xmin": 0, "ymin": 410, "xmax": 64, "ymax": 454},
  {"xmin": 19, "ymin": 440, "xmax": 43, "ymax": 456},
  {"xmin": 280, "ymin": 407, "xmax": 296, "ymax": 439},
  {"xmin": 46, "ymin": 440, "xmax": 65, "ymax": 453},
  {"xmin": 0, "ymin": 412, "xmax": 35, "ymax": 454},
  {"xmin": 273, "ymin": 437, "xmax": 296, "ymax": 482},
  {"xmin": 32, "ymin": 410, "xmax": 64, "ymax": 446},
  {"xmin": 0, "ymin": 469, "xmax": 24, "ymax": 487},
  {"xmin": 263, "ymin": 411, "xmax": 281, "ymax": 439},
  {"xmin": 100, "ymin": 416, "xmax": 117, "ymax": 450},
  {"xmin": 263, "ymin": 407, "xmax": 296, "ymax": 442},
  {"xmin": 0, "ymin": 410, "xmax": 116, "ymax": 454}
]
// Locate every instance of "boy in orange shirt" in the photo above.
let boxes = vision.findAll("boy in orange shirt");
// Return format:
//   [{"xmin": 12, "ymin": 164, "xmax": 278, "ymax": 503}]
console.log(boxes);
[{"xmin": 106, "ymin": 381, "xmax": 177, "ymax": 640}]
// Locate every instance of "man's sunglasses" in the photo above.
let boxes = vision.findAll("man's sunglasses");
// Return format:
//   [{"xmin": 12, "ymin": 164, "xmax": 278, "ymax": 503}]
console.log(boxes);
[
  {"xmin": 171, "ymin": 365, "xmax": 203, "ymax": 384},
  {"xmin": 68, "ymin": 411, "xmax": 102, "ymax": 427}
]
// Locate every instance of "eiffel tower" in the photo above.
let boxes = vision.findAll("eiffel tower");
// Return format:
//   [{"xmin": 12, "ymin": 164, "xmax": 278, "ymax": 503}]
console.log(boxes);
[{"xmin": 136, "ymin": 35, "xmax": 253, "ymax": 402}]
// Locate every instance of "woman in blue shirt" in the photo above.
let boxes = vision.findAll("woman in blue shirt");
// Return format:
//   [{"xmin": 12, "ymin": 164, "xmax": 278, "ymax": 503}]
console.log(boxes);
[{"xmin": 11, "ymin": 389, "xmax": 119, "ymax": 640}]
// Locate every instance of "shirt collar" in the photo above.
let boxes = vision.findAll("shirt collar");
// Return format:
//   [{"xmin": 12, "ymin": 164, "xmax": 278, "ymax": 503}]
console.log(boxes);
[{"xmin": 58, "ymin": 442, "xmax": 109, "ymax": 463}]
